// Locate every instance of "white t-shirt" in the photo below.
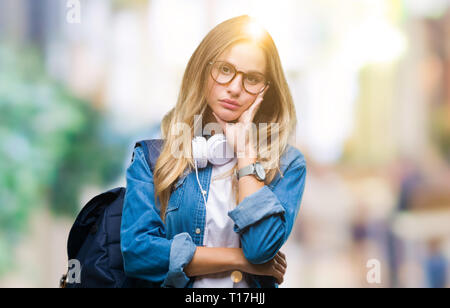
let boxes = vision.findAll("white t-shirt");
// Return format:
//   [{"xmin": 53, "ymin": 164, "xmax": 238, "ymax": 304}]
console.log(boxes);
[{"xmin": 192, "ymin": 157, "xmax": 250, "ymax": 288}]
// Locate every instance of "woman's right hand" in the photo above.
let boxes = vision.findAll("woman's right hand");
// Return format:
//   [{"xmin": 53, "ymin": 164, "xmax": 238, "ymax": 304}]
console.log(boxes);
[{"xmin": 240, "ymin": 251, "xmax": 287, "ymax": 285}]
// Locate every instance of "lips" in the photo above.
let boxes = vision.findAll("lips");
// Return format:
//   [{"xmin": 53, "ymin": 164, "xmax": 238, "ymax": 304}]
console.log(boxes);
[
  {"xmin": 219, "ymin": 99, "xmax": 240, "ymax": 110},
  {"xmin": 220, "ymin": 99, "xmax": 240, "ymax": 106}
]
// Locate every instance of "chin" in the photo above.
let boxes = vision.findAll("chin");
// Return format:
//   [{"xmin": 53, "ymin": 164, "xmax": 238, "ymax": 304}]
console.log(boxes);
[{"xmin": 217, "ymin": 108, "xmax": 241, "ymax": 122}]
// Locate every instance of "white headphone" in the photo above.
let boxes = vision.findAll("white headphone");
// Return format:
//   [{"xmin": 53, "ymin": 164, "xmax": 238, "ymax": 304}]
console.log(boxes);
[
  {"xmin": 191, "ymin": 133, "xmax": 234, "ymax": 205},
  {"xmin": 192, "ymin": 133, "xmax": 234, "ymax": 169}
]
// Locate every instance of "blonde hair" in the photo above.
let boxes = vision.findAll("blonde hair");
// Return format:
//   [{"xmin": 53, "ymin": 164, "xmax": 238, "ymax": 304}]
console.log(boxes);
[{"xmin": 153, "ymin": 15, "xmax": 297, "ymax": 221}]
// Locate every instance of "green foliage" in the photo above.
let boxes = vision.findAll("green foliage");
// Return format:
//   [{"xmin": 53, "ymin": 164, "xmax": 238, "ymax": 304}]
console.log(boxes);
[{"xmin": 0, "ymin": 43, "xmax": 127, "ymax": 275}]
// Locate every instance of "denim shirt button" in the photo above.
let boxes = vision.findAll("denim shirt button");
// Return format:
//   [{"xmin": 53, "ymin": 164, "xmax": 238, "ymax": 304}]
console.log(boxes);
[{"xmin": 195, "ymin": 228, "xmax": 201, "ymax": 234}]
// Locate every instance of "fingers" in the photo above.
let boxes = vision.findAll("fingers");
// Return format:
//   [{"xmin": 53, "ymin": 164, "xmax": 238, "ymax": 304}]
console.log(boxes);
[
  {"xmin": 275, "ymin": 251, "xmax": 287, "ymax": 269},
  {"xmin": 236, "ymin": 85, "xmax": 270, "ymax": 125},
  {"xmin": 274, "ymin": 261, "xmax": 285, "ymax": 275},
  {"xmin": 274, "ymin": 254, "xmax": 286, "ymax": 275},
  {"xmin": 250, "ymin": 88, "xmax": 266, "ymax": 111},
  {"xmin": 262, "ymin": 84, "xmax": 270, "ymax": 97},
  {"xmin": 258, "ymin": 85, "xmax": 269, "ymax": 103},
  {"xmin": 242, "ymin": 100, "xmax": 261, "ymax": 125},
  {"xmin": 268, "ymin": 260, "xmax": 283, "ymax": 285},
  {"xmin": 273, "ymin": 266, "xmax": 284, "ymax": 285},
  {"xmin": 273, "ymin": 251, "xmax": 286, "ymax": 285},
  {"xmin": 275, "ymin": 255, "xmax": 287, "ymax": 271},
  {"xmin": 244, "ymin": 255, "xmax": 285, "ymax": 285},
  {"xmin": 254, "ymin": 85, "xmax": 269, "ymax": 108}
]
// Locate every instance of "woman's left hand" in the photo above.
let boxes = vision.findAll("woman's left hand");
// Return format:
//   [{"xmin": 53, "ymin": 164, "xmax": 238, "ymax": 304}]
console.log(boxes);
[{"xmin": 212, "ymin": 85, "xmax": 269, "ymax": 156}]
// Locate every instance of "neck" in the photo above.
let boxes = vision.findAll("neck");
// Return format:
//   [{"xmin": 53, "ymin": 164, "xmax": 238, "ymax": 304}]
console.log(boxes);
[
  {"xmin": 203, "ymin": 106, "xmax": 217, "ymax": 126},
  {"xmin": 202, "ymin": 107, "xmax": 220, "ymax": 136}
]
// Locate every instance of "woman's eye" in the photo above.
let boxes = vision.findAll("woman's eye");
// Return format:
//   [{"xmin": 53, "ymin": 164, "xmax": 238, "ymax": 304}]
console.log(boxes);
[
  {"xmin": 220, "ymin": 65, "xmax": 232, "ymax": 74},
  {"xmin": 246, "ymin": 75, "xmax": 261, "ymax": 84}
]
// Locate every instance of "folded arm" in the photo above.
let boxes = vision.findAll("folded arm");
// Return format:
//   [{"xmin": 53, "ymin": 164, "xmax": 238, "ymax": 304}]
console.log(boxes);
[
  {"xmin": 184, "ymin": 247, "xmax": 287, "ymax": 284},
  {"xmin": 229, "ymin": 149, "xmax": 307, "ymax": 264}
]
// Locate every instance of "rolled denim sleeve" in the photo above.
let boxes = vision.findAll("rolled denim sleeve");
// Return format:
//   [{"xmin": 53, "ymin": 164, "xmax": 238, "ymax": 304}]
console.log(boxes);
[
  {"xmin": 164, "ymin": 233, "xmax": 197, "ymax": 287},
  {"xmin": 228, "ymin": 150, "xmax": 306, "ymax": 264},
  {"xmin": 228, "ymin": 186, "xmax": 286, "ymax": 233},
  {"xmin": 120, "ymin": 146, "xmax": 196, "ymax": 288}
]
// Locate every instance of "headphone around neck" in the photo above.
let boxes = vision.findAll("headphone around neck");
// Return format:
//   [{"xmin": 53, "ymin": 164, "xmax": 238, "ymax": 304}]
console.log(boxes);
[
  {"xmin": 191, "ymin": 133, "xmax": 235, "ymax": 206},
  {"xmin": 192, "ymin": 133, "xmax": 234, "ymax": 169}
]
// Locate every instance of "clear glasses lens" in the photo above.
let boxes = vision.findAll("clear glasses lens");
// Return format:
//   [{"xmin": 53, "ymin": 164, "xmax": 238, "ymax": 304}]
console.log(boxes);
[{"xmin": 211, "ymin": 61, "xmax": 266, "ymax": 94}]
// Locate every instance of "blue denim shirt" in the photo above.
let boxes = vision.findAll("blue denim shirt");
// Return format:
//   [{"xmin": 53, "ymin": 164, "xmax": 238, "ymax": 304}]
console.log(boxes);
[{"xmin": 120, "ymin": 143, "xmax": 307, "ymax": 288}]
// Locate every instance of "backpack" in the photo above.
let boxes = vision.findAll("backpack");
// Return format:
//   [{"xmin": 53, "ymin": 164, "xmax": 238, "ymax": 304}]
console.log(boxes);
[{"xmin": 60, "ymin": 139, "xmax": 164, "ymax": 288}]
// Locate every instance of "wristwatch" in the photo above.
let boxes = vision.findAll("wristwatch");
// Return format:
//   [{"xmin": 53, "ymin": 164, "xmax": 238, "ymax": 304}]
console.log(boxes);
[{"xmin": 236, "ymin": 162, "xmax": 266, "ymax": 181}]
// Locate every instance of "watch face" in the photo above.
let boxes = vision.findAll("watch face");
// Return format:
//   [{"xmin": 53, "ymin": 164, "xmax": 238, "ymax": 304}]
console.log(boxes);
[{"xmin": 255, "ymin": 163, "xmax": 266, "ymax": 180}]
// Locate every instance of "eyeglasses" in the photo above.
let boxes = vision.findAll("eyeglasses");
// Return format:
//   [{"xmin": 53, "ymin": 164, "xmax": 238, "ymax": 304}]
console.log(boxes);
[{"xmin": 208, "ymin": 61, "xmax": 270, "ymax": 95}]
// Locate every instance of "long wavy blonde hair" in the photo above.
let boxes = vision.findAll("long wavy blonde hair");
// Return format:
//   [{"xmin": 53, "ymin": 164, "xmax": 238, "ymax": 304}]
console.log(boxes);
[{"xmin": 153, "ymin": 15, "xmax": 297, "ymax": 221}]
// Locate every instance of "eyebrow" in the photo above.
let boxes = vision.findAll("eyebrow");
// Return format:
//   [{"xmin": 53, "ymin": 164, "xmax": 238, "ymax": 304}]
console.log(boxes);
[{"xmin": 219, "ymin": 59, "xmax": 265, "ymax": 75}]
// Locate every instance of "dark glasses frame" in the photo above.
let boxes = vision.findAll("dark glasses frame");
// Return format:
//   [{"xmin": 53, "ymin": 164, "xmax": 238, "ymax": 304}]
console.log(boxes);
[{"xmin": 207, "ymin": 61, "xmax": 270, "ymax": 95}]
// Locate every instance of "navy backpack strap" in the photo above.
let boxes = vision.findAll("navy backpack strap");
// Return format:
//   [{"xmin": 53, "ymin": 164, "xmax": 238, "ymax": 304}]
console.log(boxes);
[{"xmin": 134, "ymin": 139, "xmax": 164, "ymax": 172}]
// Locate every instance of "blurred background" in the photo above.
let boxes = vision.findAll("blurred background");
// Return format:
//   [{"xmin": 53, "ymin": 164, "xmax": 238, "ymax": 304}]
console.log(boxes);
[{"xmin": 1, "ymin": 0, "xmax": 450, "ymax": 288}]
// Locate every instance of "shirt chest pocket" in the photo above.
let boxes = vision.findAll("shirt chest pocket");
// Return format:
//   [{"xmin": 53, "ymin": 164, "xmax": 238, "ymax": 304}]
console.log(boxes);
[{"xmin": 166, "ymin": 170, "xmax": 189, "ymax": 214}]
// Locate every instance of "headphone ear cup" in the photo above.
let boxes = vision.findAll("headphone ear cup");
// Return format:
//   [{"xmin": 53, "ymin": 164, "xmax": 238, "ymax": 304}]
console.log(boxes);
[
  {"xmin": 192, "ymin": 136, "xmax": 208, "ymax": 169},
  {"xmin": 207, "ymin": 133, "xmax": 234, "ymax": 166}
]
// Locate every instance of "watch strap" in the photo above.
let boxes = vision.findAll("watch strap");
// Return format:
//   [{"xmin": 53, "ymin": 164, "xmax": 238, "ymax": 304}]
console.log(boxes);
[{"xmin": 236, "ymin": 163, "xmax": 256, "ymax": 180}]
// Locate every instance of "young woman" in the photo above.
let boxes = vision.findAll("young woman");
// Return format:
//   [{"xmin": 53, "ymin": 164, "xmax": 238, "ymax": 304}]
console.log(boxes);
[{"xmin": 120, "ymin": 15, "xmax": 307, "ymax": 288}]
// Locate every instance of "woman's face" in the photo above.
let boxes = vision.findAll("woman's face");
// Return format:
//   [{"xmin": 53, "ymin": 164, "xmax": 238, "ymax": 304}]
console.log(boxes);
[{"xmin": 206, "ymin": 42, "xmax": 267, "ymax": 122}]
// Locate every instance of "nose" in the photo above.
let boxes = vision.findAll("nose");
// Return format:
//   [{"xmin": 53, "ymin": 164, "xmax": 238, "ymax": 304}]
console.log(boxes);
[{"xmin": 226, "ymin": 73, "xmax": 244, "ymax": 95}]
